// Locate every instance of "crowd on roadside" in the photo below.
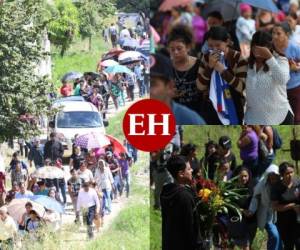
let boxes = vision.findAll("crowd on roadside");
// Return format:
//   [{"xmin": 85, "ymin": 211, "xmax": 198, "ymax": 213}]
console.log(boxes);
[
  {"xmin": 0, "ymin": 132, "xmax": 138, "ymax": 248},
  {"xmin": 151, "ymin": 125, "xmax": 300, "ymax": 250},
  {"xmin": 150, "ymin": 0, "xmax": 300, "ymax": 125},
  {"xmin": 58, "ymin": 18, "xmax": 150, "ymax": 116}
]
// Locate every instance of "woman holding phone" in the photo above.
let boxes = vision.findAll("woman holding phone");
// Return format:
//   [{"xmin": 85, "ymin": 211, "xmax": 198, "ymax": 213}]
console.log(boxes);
[{"xmin": 244, "ymin": 30, "xmax": 293, "ymax": 125}]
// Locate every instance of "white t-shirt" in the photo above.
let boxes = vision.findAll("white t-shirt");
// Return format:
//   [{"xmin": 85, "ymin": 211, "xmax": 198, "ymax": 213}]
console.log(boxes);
[
  {"xmin": 120, "ymin": 29, "xmax": 131, "ymax": 39},
  {"xmin": 0, "ymin": 215, "xmax": 18, "ymax": 240},
  {"xmin": 290, "ymin": 25, "xmax": 300, "ymax": 46},
  {"xmin": 77, "ymin": 169, "xmax": 93, "ymax": 183}
]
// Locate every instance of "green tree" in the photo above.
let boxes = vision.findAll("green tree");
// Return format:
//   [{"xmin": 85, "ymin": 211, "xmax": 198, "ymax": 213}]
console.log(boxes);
[
  {"xmin": 0, "ymin": 0, "xmax": 53, "ymax": 142},
  {"xmin": 116, "ymin": 0, "xmax": 149, "ymax": 17},
  {"xmin": 48, "ymin": 0, "xmax": 79, "ymax": 57},
  {"xmin": 75, "ymin": 0, "xmax": 116, "ymax": 51}
]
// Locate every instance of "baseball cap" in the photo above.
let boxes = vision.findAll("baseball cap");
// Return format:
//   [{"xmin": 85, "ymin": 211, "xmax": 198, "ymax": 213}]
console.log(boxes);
[
  {"xmin": 150, "ymin": 53, "xmax": 174, "ymax": 81},
  {"xmin": 219, "ymin": 136, "xmax": 232, "ymax": 150}
]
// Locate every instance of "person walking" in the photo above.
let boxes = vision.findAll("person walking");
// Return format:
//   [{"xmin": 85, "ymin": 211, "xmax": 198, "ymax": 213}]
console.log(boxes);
[
  {"xmin": 0, "ymin": 206, "xmax": 18, "ymax": 249},
  {"xmin": 109, "ymin": 23, "xmax": 118, "ymax": 48},
  {"xmin": 44, "ymin": 132, "xmax": 64, "ymax": 164},
  {"xmin": 67, "ymin": 169, "xmax": 83, "ymax": 223},
  {"xmin": 76, "ymin": 182, "xmax": 100, "ymax": 239},
  {"xmin": 94, "ymin": 159, "xmax": 114, "ymax": 214},
  {"xmin": 28, "ymin": 139, "xmax": 44, "ymax": 169}
]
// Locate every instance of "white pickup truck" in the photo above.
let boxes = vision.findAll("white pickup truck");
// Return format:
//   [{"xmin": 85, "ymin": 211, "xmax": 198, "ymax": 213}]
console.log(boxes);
[{"xmin": 48, "ymin": 96, "xmax": 108, "ymax": 157}]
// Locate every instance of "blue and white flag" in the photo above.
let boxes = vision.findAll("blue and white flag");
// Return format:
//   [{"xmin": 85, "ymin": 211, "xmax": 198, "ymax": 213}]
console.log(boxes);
[{"xmin": 209, "ymin": 57, "xmax": 239, "ymax": 125}]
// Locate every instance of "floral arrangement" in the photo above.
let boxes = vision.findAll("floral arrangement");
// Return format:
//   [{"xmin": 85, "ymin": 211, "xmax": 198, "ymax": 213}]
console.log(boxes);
[{"xmin": 194, "ymin": 176, "xmax": 246, "ymax": 242}]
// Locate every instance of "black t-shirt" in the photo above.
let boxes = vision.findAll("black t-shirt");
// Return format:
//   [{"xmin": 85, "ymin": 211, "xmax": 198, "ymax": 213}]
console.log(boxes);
[
  {"xmin": 224, "ymin": 152, "xmax": 237, "ymax": 172},
  {"xmin": 173, "ymin": 59, "xmax": 203, "ymax": 114},
  {"xmin": 271, "ymin": 178, "xmax": 300, "ymax": 223},
  {"xmin": 71, "ymin": 153, "xmax": 84, "ymax": 170}
]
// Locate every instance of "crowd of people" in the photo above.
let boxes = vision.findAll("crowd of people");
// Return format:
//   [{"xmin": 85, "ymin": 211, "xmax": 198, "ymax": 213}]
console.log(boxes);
[
  {"xmin": 151, "ymin": 125, "xmax": 300, "ymax": 250},
  {"xmin": 0, "ymin": 132, "xmax": 138, "ymax": 248},
  {"xmin": 58, "ymin": 19, "xmax": 150, "ymax": 115},
  {"xmin": 150, "ymin": 0, "xmax": 300, "ymax": 125}
]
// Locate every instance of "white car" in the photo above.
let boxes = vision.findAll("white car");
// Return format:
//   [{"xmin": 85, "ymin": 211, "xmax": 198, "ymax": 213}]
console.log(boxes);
[{"xmin": 49, "ymin": 99, "xmax": 108, "ymax": 157}]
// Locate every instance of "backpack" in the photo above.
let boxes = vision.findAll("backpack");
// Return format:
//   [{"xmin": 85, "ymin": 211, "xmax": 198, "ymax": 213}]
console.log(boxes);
[{"xmin": 272, "ymin": 127, "xmax": 282, "ymax": 150}]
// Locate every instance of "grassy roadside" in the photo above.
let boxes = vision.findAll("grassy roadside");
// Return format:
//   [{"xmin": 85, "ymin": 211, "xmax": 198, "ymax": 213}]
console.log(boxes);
[{"xmin": 51, "ymin": 36, "xmax": 111, "ymax": 90}]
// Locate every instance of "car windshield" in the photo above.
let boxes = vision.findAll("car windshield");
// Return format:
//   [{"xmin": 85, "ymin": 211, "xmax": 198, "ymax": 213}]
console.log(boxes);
[{"xmin": 56, "ymin": 111, "xmax": 102, "ymax": 128}]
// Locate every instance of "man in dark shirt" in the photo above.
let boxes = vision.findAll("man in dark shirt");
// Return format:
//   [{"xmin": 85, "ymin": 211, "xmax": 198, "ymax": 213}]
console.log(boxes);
[
  {"xmin": 161, "ymin": 155, "xmax": 201, "ymax": 250},
  {"xmin": 218, "ymin": 136, "xmax": 237, "ymax": 173},
  {"xmin": 44, "ymin": 132, "xmax": 64, "ymax": 163}
]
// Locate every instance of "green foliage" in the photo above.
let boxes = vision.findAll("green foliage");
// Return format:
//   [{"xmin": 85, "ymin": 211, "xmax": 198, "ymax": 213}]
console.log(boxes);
[
  {"xmin": 0, "ymin": 0, "xmax": 53, "ymax": 143},
  {"xmin": 52, "ymin": 36, "xmax": 108, "ymax": 89},
  {"xmin": 47, "ymin": 0, "xmax": 79, "ymax": 57},
  {"xmin": 116, "ymin": 0, "xmax": 149, "ymax": 16},
  {"xmin": 75, "ymin": 0, "xmax": 116, "ymax": 50}
]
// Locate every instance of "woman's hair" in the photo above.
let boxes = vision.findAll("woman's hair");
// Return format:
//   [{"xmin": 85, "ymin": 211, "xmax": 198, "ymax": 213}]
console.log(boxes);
[
  {"xmin": 98, "ymin": 159, "xmax": 106, "ymax": 168},
  {"xmin": 279, "ymin": 162, "xmax": 294, "ymax": 176},
  {"xmin": 205, "ymin": 26, "xmax": 230, "ymax": 42},
  {"xmin": 29, "ymin": 210, "xmax": 41, "ymax": 220},
  {"xmin": 273, "ymin": 22, "xmax": 292, "ymax": 37},
  {"xmin": 288, "ymin": 12, "xmax": 298, "ymax": 20},
  {"xmin": 248, "ymin": 31, "xmax": 273, "ymax": 72},
  {"xmin": 25, "ymin": 202, "xmax": 33, "ymax": 208},
  {"xmin": 167, "ymin": 24, "xmax": 194, "ymax": 46},
  {"xmin": 180, "ymin": 143, "xmax": 197, "ymax": 156}
]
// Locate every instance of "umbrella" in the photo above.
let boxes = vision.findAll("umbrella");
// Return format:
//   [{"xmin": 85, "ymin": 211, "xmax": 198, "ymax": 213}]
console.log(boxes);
[
  {"xmin": 202, "ymin": 0, "xmax": 240, "ymax": 22},
  {"xmin": 101, "ymin": 48, "xmax": 125, "ymax": 61},
  {"xmin": 75, "ymin": 131, "xmax": 111, "ymax": 150},
  {"xmin": 61, "ymin": 72, "xmax": 83, "ymax": 82},
  {"xmin": 118, "ymin": 51, "xmax": 143, "ymax": 64},
  {"xmin": 100, "ymin": 60, "xmax": 119, "ymax": 67},
  {"xmin": 104, "ymin": 65, "xmax": 133, "ymax": 75},
  {"xmin": 243, "ymin": 0, "xmax": 279, "ymax": 13},
  {"xmin": 5, "ymin": 198, "xmax": 45, "ymax": 222},
  {"xmin": 30, "ymin": 195, "xmax": 64, "ymax": 214},
  {"xmin": 84, "ymin": 72, "xmax": 101, "ymax": 80},
  {"xmin": 159, "ymin": 0, "xmax": 193, "ymax": 11},
  {"xmin": 121, "ymin": 38, "xmax": 139, "ymax": 49},
  {"xmin": 203, "ymin": 0, "xmax": 279, "ymax": 22},
  {"xmin": 105, "ymin": 135, "xmax": 127, "ymax": 155},
  {"xmin": 33, "ymin": 166, "xmax": 65, "ymax": 179}
]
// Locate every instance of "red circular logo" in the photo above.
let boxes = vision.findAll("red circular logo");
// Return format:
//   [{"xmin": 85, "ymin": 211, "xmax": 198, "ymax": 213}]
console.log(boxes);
[{"xmin": 123, "ymin": 99, "xmax": 176, "ymax": 152}]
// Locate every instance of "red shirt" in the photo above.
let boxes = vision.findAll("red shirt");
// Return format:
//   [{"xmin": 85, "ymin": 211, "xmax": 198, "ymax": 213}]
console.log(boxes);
[
  {"xmin": 60, "ymin": 84, "xmax": 72, "ymax": 97},
  {"xmin": 0, "ymin": 172, "xmax": 5, "ymax": 193}
]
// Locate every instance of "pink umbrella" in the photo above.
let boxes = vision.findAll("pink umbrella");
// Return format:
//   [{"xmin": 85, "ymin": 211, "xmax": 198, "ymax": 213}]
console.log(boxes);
[
  {"xmin": 100, "ymin": 59, "xmax": 119, "ymax": 67},
  {"xmin": 75, "ymin": 132, "xmax": 110, "ymax": 150},
  {"xmin": 159, "ymin": 0, "xmax": 193, "ymax": 12}
]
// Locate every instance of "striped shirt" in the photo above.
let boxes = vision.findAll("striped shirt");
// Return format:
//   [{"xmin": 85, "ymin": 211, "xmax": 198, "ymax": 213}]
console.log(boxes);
[{"xmin": 197, "ymin": 48, "xmax": 248, "ymax": 122}]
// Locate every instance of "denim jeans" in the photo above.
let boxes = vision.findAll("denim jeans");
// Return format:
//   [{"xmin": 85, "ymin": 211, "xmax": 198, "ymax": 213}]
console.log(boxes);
[
  {"xmin": 87, "ymin": 205, "xmax": 96, "ymax": 238},
  {"xmin": 123, "ymin": 173, "xmax": 130, "ymax": 197},
  {"xmin": 54, "ymin": 179, "xmax": 67, "ymax": 204},
  {"xmin": 113, "ymin": 174, "xmax": 122, "ymax": 199},
  {"xmin": 102, "ymin": 189, "xmax": 112, "ymax": 213},
  {"xmin": 265, "ymin": 222, "xmax": 282, "ymax": 250}
]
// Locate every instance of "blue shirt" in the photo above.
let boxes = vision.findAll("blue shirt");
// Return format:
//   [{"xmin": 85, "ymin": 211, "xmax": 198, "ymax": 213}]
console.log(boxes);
[
  {"xmin": 285, "ymin": 41, "xmax": 300, "ymax": 89},
  {"xmin": 172, "ymin": 102, "xmax": 206, "ymax": 125}
]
